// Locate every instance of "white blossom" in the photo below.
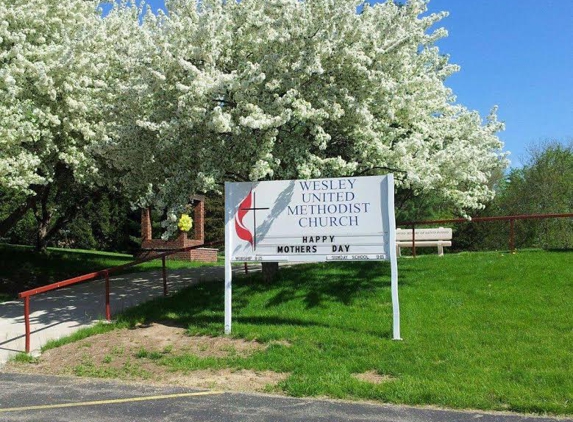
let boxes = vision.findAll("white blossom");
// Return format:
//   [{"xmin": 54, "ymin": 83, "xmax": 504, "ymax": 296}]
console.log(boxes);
[
  {"xmin": 116, "ymin": 0, "xmax": 506, "ymax": 222},
  {"xmin": 0, "ymin": 0, "xmax": 143, "ymax": 195}
]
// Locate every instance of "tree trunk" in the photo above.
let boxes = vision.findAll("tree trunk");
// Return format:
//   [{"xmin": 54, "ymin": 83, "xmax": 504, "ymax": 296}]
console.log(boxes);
[
  {"xmin": 262, "ymin": 262, "xmax": 279, "ymax": 283},
  {"xmin": 33, "ymin": 185, "xmax": 102, "ymax": 252},
  {"xmin": 35, "ymin": 219, "xmax": 51, "ymax": 252},
  {"xmin": 33, "ymin": 185, "xmax": 52, "ymax": 252},
  {"xmin": 0, "ymin": 196, "xmax": 36, "ymax": 238}
]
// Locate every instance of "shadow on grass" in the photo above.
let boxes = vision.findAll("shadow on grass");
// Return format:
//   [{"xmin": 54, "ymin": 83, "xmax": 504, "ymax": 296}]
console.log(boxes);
[
  {"xmin": 119, "ymin": 261, "xmax": 404, "ymax": 335},
  {"xmin": 261, "ymin": 262, "xmax": 393, "ymax": 309},
  {"xmin": 125, "ymin": 297, "xmax": 393, "ymax": 338},
  {"xmin": 0, "ymin": 244, "xmax": 133, "ymax": 297},
  {"xmin": 0, "ymin": 243, "xmax": 220, "ymax": 299},
  {"xmin": 119, "ymin": 281, "xmax": 227, "ymax": 327}
]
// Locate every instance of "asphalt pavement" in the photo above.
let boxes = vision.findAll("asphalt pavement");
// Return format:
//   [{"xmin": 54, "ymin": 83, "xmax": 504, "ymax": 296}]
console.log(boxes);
[{"xmin": 1, "ymin": 373, "xmax": 570, "ymax": 422}]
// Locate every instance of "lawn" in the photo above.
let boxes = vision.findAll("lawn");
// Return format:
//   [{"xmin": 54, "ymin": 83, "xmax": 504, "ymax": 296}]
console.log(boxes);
[
  {"xmin": 0, "ymin": 243, "xmax": 222, "ymax": 301},
  {"xmin": 30, "ymin": 250, "xmax": 573, "ymax": 414}
]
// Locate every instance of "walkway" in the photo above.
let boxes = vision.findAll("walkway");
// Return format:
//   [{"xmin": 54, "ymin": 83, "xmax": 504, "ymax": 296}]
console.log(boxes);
[{"xmin": 0, "ymin": 264, "xmax": 253, "ymax": 366}]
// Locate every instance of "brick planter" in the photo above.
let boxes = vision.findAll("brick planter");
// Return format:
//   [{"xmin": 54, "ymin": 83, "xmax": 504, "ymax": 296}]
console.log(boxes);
[{"xmin": 138, "ymin": 196, "xmax": 218, "ymax": 262}]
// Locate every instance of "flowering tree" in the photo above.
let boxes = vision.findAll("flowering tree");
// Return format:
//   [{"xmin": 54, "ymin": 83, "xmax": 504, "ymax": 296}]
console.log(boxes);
[
  {"xmin": 2, "ymin": 0, "xmax": 508, "ymax": 245},
  {"xmin": 0, "ymin": 0, "xmax": 145, "ymax": 248},
  {"xmin": 113, "ymin": 0, "xmax": 507, "ymax": 232}
]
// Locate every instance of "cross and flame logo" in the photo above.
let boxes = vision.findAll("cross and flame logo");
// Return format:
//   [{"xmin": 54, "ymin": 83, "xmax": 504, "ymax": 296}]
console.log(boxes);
[
  {"xmin": 234, "ymin": 189, "xmax": 269, "ymax": 250},
  {"xmin": 235, "ymin": 190, "xmax": 254, "ymax": 247}
]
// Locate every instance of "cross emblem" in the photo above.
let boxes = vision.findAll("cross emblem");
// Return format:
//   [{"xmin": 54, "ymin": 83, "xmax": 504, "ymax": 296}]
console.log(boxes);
[{"xmin": 236, "ymin": 189, "xmax": 269, "ymax": 250}]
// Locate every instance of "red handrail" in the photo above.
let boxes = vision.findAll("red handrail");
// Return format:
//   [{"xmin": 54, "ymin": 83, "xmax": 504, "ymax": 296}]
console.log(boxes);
[
  {"xmin": 18, "ymin": 242, "xmax": 222, "ymax": 353},
  {"xmin": 397, "ymin": 212, "xmax": 573, "ymax": 226}
]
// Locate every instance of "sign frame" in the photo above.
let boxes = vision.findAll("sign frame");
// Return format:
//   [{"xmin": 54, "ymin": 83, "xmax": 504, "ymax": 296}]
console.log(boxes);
[{"xmin": 224, "ymin": 175, "xmax": 401, "ymax": 340}]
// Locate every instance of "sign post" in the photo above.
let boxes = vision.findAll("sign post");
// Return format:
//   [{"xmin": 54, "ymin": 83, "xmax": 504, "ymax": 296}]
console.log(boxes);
[{"xmin": 225, "ymin": 175, "xmax": 400, "ymax": 340}]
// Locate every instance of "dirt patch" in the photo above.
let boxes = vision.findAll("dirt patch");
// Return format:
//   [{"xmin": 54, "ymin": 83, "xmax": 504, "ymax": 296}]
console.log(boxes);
[
  {"xmin": 352, "ymin": 370, "xmax": 395, "ymax": 384},
  {"xmin": 165, "ymin": 369, "xmax": 286, "ymax": 391},
  {"xmin": 5, "ymin": 323, "xmax": 288, "ymax": 393}
]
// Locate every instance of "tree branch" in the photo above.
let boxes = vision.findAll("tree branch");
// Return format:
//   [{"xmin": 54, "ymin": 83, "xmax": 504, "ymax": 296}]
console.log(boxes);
[
  {"xmin": 353, "ymin": 166, "xmax": 407, "ymax": 177},
  {"xmin": 0, "ymin": 196, "xmax": 37, "ymax": 238},
  {"xmin": 224, "ymin": 172, "xmax": 248, "ymax": 182}
]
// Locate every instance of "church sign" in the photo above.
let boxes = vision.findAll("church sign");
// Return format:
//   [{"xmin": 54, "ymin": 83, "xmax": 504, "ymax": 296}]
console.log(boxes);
[{"xmin": 224, "ymin": 175, "xmax": 401, "ymax": 339}]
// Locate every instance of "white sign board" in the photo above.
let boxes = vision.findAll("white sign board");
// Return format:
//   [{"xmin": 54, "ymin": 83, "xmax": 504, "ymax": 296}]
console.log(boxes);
[{"xmin": 224, "ymin": 175, "xmax": 400, "ymax": 339}]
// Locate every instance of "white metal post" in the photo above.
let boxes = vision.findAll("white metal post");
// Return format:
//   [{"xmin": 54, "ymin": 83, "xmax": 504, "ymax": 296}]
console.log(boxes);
[
  {"xmin": 224, "ymin": 183, "xmax": 232, "ymax": 334},
  {"xmin": 386, "ymin": 175, "xmax": 401, "ymax": 340},
  {"xmin": 224, "ymin": 259, "xmax": 232, "ymax": 334}
]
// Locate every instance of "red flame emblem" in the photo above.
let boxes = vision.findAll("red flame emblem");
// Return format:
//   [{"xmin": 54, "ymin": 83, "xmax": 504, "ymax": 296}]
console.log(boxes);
[{"xmin": 235, "ymin": 190, "xmax": 254, "ymax": 247}]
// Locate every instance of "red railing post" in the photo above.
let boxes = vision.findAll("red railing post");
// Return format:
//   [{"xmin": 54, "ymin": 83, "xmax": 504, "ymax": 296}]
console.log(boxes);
[
  {"xmin": 24, "ymin": 296, "xmax": 30, "ymax": 353},
  {"xmin": 509, "ymin": 218, "xmax": 515, "ymax": 253},
  {"xmin": 244, "ymin": 262, "xmax": 248, "ymax": 274},
  {"xmin": 162, "ymin": 256, "xmax": 168, "ymax": 296},
  {"xmin": 105, "ymin": 270, "xmax": 111, "ymax": 321}
]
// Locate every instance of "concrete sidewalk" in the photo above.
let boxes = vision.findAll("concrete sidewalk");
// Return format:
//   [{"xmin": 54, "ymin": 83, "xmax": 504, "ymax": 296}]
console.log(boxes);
[{"xmin": 0, "ymin": 264, "xmax": 253, "ymax": 366}]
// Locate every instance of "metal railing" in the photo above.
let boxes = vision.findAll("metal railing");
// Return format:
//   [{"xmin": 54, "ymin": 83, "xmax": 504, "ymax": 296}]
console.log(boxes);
[
  {"xmin": 18, "ymin": 243, "xmax": 221, "ymax": 353},
  {"xmin": 397, "ymin": 212, "xmax": 573, "ymax": 257}
]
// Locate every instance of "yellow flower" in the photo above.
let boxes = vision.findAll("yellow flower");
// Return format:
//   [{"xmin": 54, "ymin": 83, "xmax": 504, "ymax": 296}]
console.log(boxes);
[{"xmin": 178, "ymin": 214, "xmax": 193, "ymax": 232}]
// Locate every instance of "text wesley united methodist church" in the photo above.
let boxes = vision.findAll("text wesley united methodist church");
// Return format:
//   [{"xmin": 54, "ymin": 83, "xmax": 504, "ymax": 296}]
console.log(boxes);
[{"xmin": 286, "ymin": 178, "xmax": 372, "ymax": 228}]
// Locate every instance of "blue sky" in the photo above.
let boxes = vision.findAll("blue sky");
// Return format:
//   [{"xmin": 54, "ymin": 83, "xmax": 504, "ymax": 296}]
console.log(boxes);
[
  {"xmin": 122, "ymin": 0, "xmax": 572, "ymax": 167},
  {"xmin": 425, "ymin": 0, "xmax": 573, "ymax": 167}
]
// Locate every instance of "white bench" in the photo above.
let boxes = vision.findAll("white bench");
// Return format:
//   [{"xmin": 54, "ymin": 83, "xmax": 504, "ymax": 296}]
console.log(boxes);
[{"xmin": 396, "ymin": 227, "xmax": 452, "ymax": 256}]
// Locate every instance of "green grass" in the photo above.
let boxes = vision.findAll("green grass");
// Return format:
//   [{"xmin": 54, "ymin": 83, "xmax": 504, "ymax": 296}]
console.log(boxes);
[
  {"xmin": 42, "ymin": 322, "xmax": 123, "ymax": 351},
  {"xmin": 72, "ymin": 356, "xmax": 152, "ymax": 379},
  {"xmin": 0, "ymin": 243, "xmax": 223, "ymax": 299},
  {"xmin": 10, "ymin": 352, "xmax": 39, "ymax": 364},
  {"xmin": 37, "ymin": 250, "xmax": 573, "ymax": 415}
]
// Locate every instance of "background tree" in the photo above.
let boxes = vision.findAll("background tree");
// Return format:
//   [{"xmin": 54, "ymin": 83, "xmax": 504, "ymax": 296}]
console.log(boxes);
[
  {"xmin": 204, "ymin": 194, "xmax": 225, "ymax": 245},
  {"xmin": 0, "ymin": 0, "xmax": 145, "ymax": 250},
  {"xmin": 498, "ymin": 141, "xmax": 572, "ymax": 249},
  {"xmin": 454, "ymin": 141, "xmax": 572, "ymax": 251},
  {"xmin": 2, "ymin": 188, "xmax": 141, "ymax": 252}
]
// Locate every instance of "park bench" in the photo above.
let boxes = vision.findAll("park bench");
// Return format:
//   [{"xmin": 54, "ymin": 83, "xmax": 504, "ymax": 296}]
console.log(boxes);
[{"xmin": 396, "ymin": 227, "xmax": 452, "ymax": 256}]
